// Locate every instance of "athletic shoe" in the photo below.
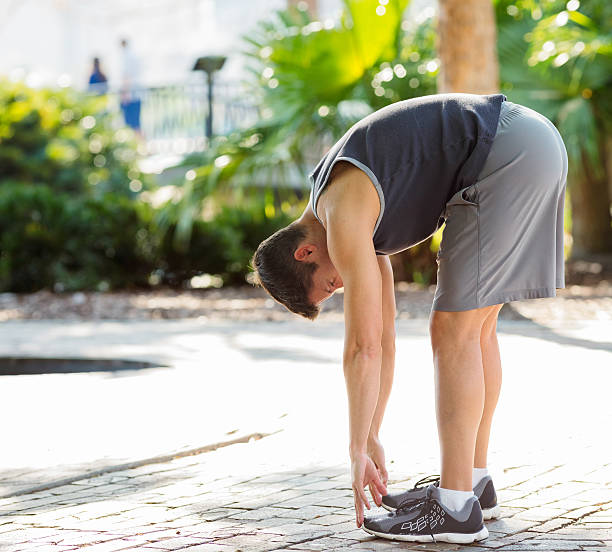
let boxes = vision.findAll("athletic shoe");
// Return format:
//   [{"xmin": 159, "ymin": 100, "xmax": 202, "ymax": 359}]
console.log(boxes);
[
  {"xmin": 382, "ymin": 474, "xmax": 500, "ymax": 520},
  {"xmin": 363, "ymin": 485, "xmax": 489, "ymax": 544},
  {"xmin": 474, "ymin": 475, "xmax": 500, "ymax": 520}
]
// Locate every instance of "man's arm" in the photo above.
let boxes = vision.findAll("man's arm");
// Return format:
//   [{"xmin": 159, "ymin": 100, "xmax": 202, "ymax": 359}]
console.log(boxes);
[
  {"xmin": 367, "ymin": 255, "xmax": 396, "ymax": 485},
  {"xmin": 338, "ymin": 241, "xmax": 383, "ymax": 458},
  {"xmin": 334, "ymin": 235, "xmax": 387, "ymax": 527},
  {"xmin": 320, "ymin": 170, "xmax": 387, "ymax": 527}
]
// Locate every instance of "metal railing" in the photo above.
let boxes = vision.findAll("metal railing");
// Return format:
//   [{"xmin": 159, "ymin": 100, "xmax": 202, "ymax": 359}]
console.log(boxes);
[{"xmin": 88, "ymin": 81, "xmax": 261, "ymax": 156}]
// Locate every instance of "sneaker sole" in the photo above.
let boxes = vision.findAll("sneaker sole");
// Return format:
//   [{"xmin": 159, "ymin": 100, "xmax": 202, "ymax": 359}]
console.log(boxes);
[
  {"xmin": 362, "ymin": 525, "xmax": 489, "ymax": 544},
  {"xmin": 382, "ymin": 502, "xmax": 500, "ymax": 520}
]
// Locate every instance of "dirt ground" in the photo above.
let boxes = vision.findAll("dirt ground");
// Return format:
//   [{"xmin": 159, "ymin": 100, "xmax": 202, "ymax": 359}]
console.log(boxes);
[{"xmin": 1, "ymin": 280, "xmax": 610, "ymax": 324}]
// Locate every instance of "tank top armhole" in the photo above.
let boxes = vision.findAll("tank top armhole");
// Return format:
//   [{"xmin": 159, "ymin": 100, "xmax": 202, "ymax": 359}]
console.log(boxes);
[{"xmin": 311, "ymin": 156, "xmax": 385, "ymax": 236}]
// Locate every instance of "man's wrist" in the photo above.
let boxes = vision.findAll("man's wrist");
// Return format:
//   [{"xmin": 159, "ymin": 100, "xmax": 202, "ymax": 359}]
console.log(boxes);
[{"xmin": 349, "ymin": 444, "xmax": 367, "ymax": 460}]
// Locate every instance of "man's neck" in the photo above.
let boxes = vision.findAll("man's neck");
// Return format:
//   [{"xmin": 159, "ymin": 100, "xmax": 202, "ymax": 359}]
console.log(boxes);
[{"xmin": 298, "ymin": 204, "xmax": 327, "ymax": 240}]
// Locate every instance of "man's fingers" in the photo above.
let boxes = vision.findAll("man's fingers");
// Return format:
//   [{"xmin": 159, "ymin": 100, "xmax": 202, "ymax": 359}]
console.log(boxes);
[
  {"xmin": 381, "ymin": 467, "xmax": 389, "ymax": 486},
  {"xmin": 357, "ymin": 484, "xmax": 371, "ymax": 511},
  {"xmin": 377, "ymin": 467, "xmax": 389, "ymax": 488},
  {"xmin": 377, "ymin": 474, "xmax": 388, "ymax": 496},
  {"xmin": 353, "ymin": 493, "xmax": 364, "ymax": 527},
  {"xmin": 369, "ymin": 469, "xmax": 388, "ymax": 497},
  {"xmin": 369, "ymin": 480, "xmax": 382, "ymax": 507},
  {"xmin": 371, "ymin": 469, "xmax": 387, "ymax": 496}
]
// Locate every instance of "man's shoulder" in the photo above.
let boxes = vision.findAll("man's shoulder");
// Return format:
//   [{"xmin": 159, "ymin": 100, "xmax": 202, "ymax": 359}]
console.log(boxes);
[
  {"xmin": 319, "ymin": 162, "xmax": 380, "ymax": 231},
  {"xmin": 329, "ymin": 160, "xmax": 358, "ymax": 181}
]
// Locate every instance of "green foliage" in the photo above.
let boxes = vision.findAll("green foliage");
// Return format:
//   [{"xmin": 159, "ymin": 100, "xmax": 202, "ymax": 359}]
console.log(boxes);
[
  {"xmin": 495, "ymin": 0, "xmax": 612, "ymax": 179},
  {"xmin": 161, "ymin": 0, "xmax": 444, "ymax": 257},
  {"xmin": 495, "ymin": 0, "xmax": 612, "ymax": 255},
  {"xmin": 0, "ymin": 79, "xmax": 163, "ymax": 292},
  {"xmin": 213, "ymin": 194, "xmax": 297, "ymax": 284},
  {"xmin": 0, "ymin": 76, "xmax": 302, "ymax": 292},
  {"xmin": 154, "ymin": 219, "xmax": 241, "ymax": 287},
  {"xmin": 244, "ymin": 0, "xmax": 409, "ymax": 114},
  {"xmin": 362, "ymin": 14, "xmax": 438, "ymax": 110},
  {"xmin": 528, "ymin": 0, "xmax": 612, "ymax": 179},
  {"xmin": 0, "ymin": 79, "xmax": 151, "ymax": 197},
  {"xmin": 0, "ymin": 179, "xmax": 298, "ymax": 292},
  {"xmin": 0, "ymin": 182, "xmax": 156, "ymax": 292},
  {"xmin": 7, "ymin": 0, "xmax": 609, "ymax": 291},
  {"xmin": 153, "ymin": 192, "xmax": 297, "ymax": 286}
]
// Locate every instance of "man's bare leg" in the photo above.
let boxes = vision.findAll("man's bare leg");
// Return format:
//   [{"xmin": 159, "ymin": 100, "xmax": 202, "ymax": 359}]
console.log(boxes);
[
  {"xmin": 430, "ymin": 305, "xmax": 500, "ymax": 491},
  {"xmin": 475, "ymin": 305, "xmax": 503, "ymax": 469}
]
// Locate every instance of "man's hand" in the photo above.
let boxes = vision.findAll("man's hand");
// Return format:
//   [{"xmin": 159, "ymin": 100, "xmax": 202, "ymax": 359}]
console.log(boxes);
[
  {"xmin": 367, "ymin": 435, "xmax": 389, "ymax": 487},
  {"xmin": 351, "ymin": 452, "xmax": 388, "ymax": 527}
]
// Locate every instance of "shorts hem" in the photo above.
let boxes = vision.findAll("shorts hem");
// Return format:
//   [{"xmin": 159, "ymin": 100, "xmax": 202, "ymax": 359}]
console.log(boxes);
[{"xmin": 432, "ymin": 286, "xmax": 561, "ymax": 312}]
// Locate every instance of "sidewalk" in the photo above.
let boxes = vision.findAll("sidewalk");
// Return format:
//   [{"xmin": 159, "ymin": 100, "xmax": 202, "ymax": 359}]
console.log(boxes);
[{"xmin": 0, "ymin": 317, "xmax": 610, "ymax": 551}]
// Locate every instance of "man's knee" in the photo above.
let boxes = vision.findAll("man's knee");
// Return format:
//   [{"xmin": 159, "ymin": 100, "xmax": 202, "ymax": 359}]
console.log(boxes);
[
  {"xmin": 429, "ymin": 306, "xmax": 500, "ymax": 351},
  {"xmin": 429, "ymin": 311, "xmax": 480, "ymax": 351},
  {"xmin": 480, "ymin": 304, "xmax": 503, "ymax": 341}
]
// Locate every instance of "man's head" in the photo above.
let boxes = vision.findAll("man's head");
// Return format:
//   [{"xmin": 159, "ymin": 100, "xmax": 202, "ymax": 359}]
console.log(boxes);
[{"xmin": 251, "ymin": 220, "xmax": 342, "ymax": 320}]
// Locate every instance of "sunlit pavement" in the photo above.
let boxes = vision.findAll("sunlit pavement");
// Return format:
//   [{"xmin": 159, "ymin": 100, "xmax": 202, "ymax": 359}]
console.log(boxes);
[{"xmin": 0, "ymin": 317, "xmax": 610, "ymax": 551}]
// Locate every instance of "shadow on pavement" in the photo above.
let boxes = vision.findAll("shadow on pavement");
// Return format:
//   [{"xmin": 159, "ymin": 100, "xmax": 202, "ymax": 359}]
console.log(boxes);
[{"xmin": 499, "ymin": 321, "xmax": 612, "ymax": 354}]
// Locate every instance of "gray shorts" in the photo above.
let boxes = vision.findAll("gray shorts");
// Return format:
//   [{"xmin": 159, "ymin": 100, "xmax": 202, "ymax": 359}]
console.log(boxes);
[{"xmin": 432, "ymin": 100, "xmax": 568, "ymax": 312}]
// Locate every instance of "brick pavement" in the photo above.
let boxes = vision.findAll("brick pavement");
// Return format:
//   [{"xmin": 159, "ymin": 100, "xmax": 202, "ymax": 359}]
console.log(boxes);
[
  {"xmin": 1, "ymin": 318, "xmax": 611, "ymax": 551},
  {"xmin": 0, "ymin": 427, "xmax": 610, "ymax": 552}
]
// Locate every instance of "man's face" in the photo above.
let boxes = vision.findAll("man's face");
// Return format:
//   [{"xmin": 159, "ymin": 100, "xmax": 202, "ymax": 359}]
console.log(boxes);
[
  {"xmin": 308, "ymin": 260, "xmax": 343, "ymax": 306},
  {"xmin": 294, "ymin": 238, "xmax": 343, "ymax": 307}
]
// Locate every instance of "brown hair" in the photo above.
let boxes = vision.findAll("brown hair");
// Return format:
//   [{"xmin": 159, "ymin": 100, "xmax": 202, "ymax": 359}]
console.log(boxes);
[{"xmin": 251, "ymin": 222, "xmax": 320, "ymax": 320}]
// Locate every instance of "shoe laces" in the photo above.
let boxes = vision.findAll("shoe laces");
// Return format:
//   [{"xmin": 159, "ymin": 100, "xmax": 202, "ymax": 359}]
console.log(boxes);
[
  {"xmin": 412, "ymin": 474, "xmax": 440, "ymax": 489},
  {"xmin": 396, "ymin": 487, "xmax": 438, "ymax": 542},
  {"xmin": 393, "ymin": 475, "xmax": 439, "ymax": 512},
  {"xmin": 396, "ymin": 495, "xmax": 432, "ymax": 513}
]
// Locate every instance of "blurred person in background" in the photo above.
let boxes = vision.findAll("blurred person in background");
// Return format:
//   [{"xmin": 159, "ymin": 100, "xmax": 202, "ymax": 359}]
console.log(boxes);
[
  {"xmin": 88, "ymin": 57, "xmax": 108, "ymax": 95},
  {"xmin": 119, "ymin": 38, "xmax": 142, "ymax": 137}
]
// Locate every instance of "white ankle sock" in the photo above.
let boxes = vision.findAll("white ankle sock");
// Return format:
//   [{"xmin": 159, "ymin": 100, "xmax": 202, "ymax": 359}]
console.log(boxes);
[
  {"xmin": 472, "ymin": 467, "xmax": 489, "ymax": 488},
  {"xmin": 438, "ymin": 487, "xmax": 474, "ymax": 512}
]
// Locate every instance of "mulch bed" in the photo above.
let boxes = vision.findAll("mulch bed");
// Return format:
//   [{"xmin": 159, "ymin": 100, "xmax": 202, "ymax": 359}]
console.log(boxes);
[{"xmin": 1, "ymin": 280, "xmax": 610, "ymax": 323}]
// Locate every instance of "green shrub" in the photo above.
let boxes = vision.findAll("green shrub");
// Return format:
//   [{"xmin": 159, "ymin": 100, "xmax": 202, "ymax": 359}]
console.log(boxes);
[
  {"xmin": 0, "ymin": 183, "xmax": 156, "ymax": 292},
  {"xmin": 216, "ymin": 197, "xmax": 294, "ymax": 279},
  {"xmin": 154, "ymin": 219, "xmax": 241, "ymax": 287},
  {"xmin": 0, "ymin": 79, "xmax": 150, "ymax": 198},
  {"xmin": 0, "ymin": 181, "xmax": 297, "ymax": 292},
  {"xmin": 0, "ymin": 79, "xmax": 305, "ymax": 292},
  {"xmin": 154, "ymin": 191, "xmax": 297, "ymax": 287},
  {"xmin": 0, "ymin": 79, "xmax": 160, "ymax": 292}
]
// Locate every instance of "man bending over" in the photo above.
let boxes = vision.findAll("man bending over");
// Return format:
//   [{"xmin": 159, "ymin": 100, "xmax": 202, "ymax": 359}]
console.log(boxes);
[{"xmin": 252, "ymin": 93, "xmax": 568, "ymax": 544}]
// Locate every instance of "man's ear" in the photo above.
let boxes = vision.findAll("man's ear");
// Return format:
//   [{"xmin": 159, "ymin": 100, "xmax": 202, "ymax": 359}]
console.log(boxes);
[{"xmin": 294, "ymin": 244, "xmax": 316, "ymax": 262}]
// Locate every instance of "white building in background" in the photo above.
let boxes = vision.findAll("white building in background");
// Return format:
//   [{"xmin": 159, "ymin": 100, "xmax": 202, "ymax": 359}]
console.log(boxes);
[
  {"xmin": 0, "ymin": 0, "xmax": 345, "ymax": 90},
  {"xmin": 0, "ymin": 0, "xmax": 433, "ymax": 162}
]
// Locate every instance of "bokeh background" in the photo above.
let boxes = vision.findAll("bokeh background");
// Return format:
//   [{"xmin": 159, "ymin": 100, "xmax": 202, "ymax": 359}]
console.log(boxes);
[
  {"xmin": 1, "ymin": 0, "xmax": 611, "ymax": 306},
  {"xmin": 1, "ymin": 5, "xmax": 611, "ymax": 550}
]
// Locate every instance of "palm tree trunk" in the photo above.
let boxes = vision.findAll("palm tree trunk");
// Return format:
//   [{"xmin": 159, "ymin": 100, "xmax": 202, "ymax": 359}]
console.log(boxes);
[
  {"xmin": 570, "ymin": 112, "xmax": 612, "ymax": 256},
  {"xmin": 436, "ymin": 0, "xmax": 500, "ymax": 93}
]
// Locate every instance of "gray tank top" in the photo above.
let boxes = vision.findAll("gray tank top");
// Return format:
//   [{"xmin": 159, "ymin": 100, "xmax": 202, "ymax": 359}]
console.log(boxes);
[{"xmin": 309, "ymin": 92, "xmax": 507, "ymax": 255}]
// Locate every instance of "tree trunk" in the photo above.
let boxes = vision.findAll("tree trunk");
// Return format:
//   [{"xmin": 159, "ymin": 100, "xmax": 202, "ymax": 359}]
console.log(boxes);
[
  {"xmin": 436, "ymin": 0, "xmax": 500, "ymax": 93},
  {"xmin": 287, "ymin": 0, "xmax": 317, "ymax": 18},
  {"xmin": 570, "ymin": 121, "xmax": 612, "ymax": 257},
  {"xmin": 608, "ymin": 135, "xmax": 612, "ymax": 199}
]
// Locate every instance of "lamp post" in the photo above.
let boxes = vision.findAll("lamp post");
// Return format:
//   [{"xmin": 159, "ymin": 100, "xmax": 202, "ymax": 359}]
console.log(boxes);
[{"xmin": 192, "ymin": 55, "xmax": 227, "ymax": 141}]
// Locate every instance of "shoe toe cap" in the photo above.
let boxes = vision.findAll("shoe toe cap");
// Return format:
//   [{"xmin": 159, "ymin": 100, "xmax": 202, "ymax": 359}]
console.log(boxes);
[{"xmin": 364, "ymin": 511, "xmax": 399, "ymax": 532}]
